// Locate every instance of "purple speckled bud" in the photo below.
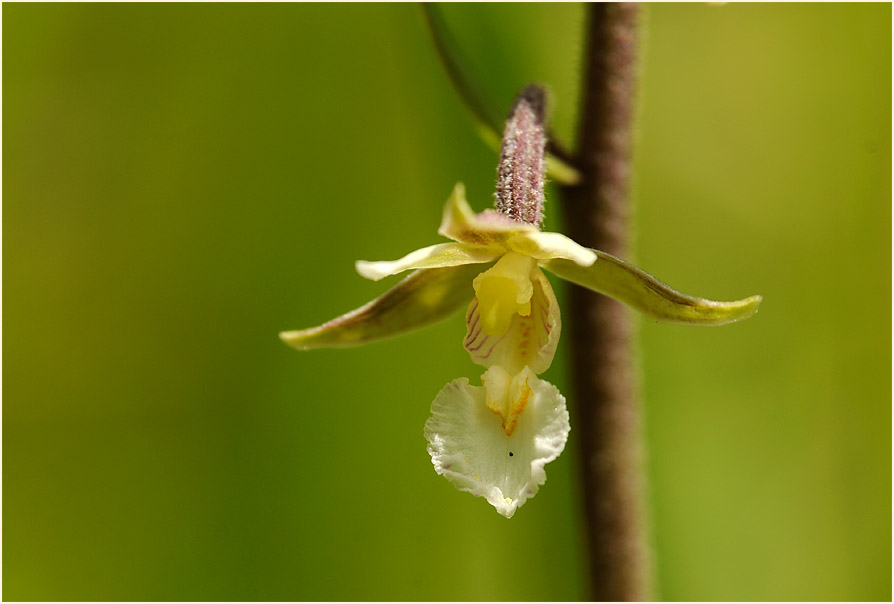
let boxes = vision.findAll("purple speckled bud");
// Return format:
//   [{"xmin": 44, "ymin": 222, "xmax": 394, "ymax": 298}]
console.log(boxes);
[{"xmin": 495, "ymin": 85, "xmax": 547, "ymax": 228}]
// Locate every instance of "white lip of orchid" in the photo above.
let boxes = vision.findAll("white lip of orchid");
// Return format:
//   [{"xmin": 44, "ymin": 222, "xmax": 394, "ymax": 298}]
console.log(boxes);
[{"xmin": 424, "ymin": 366, "xmax": 570, "ymax": 519}]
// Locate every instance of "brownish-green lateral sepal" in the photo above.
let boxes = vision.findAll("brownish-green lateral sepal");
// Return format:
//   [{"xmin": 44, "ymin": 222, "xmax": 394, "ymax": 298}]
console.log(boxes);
[
  {"xmin": 280, "ymin": 263, "xmax": 487, "ymax": 349},
  {"xmin": 542, "ymin": 250, "xmax": 761, "ymax": 326}
]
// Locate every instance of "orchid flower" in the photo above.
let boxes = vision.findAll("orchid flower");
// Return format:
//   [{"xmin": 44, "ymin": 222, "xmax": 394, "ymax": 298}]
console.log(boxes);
[{"xmin": 280, "ymin": 86, "xmax": 761, "ymax": 518}]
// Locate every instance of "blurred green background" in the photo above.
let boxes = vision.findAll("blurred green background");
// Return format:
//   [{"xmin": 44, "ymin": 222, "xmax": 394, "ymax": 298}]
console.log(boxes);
[{"xmin": 4, "ymin": 3, "xmax": 890, "ymax": 601}]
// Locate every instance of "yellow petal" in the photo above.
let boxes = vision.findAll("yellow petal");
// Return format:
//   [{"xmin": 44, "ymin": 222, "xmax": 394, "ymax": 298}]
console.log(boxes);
[
  {"xmin": 356, "ymin": 242, "xmax": 501, "ymax": 281},
  {"xmin": 465, "ymin": 266, "xmax": 561, "ymax": 375},
  {"xmin": 471, "ymin": 252, "xmax": 536, "ymax": 336},
  {"xmin": 508, "ymin": 230, "xmax": 597, "ymax": 267}
]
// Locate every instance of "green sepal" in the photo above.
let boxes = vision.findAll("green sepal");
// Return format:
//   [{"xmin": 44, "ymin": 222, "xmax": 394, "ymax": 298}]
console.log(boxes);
[
  {"xmin": 280, "ymin": 263, "xmax": 489, "ymax": 350},
  {"xmin": 542, "ymin": 251, "xmax": 762, "ymax": 326}
]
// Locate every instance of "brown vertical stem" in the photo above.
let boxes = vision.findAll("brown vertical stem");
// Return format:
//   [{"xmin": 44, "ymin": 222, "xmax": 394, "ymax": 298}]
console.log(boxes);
[{"xmin": 558, "ymin": 4, "xmax": 651, "ymax": 601}]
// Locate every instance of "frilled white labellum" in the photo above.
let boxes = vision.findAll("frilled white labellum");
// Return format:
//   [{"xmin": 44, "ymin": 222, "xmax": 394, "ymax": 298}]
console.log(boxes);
[{"xmin": 424, "ymin": 366, "xmax": 570, "ymax": 518}]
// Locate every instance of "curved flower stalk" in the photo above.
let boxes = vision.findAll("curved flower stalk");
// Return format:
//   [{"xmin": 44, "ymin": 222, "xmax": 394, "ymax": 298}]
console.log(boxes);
[
  {"xmin": 280, "ymin": 86, "xmax": 761, "ymax": 518},
  {"xmin": 420, "ymin": 4, "xmax": 581, "ymax": 186}
]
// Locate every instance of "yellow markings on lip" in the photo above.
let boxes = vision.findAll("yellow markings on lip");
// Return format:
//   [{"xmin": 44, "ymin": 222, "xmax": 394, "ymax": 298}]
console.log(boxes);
[
  {"xmin": 501, "ymin": 377, "xmax": 532, "ymax": 436},
  {"xmin": 486, "ymin": 375, "xmax": 532, "ymax": 437}
]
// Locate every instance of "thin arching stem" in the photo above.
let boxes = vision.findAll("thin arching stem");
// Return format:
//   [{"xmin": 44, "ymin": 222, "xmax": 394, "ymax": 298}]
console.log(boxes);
[{"xmin": 420, "ymin": 3, "xmax": 578, "ymax": 168}]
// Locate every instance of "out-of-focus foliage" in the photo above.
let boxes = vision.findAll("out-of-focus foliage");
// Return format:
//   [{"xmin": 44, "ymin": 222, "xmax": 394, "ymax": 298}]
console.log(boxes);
[{"xmin": 4, "ymin": 3, "xmax": 890, "ymax": 601}]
